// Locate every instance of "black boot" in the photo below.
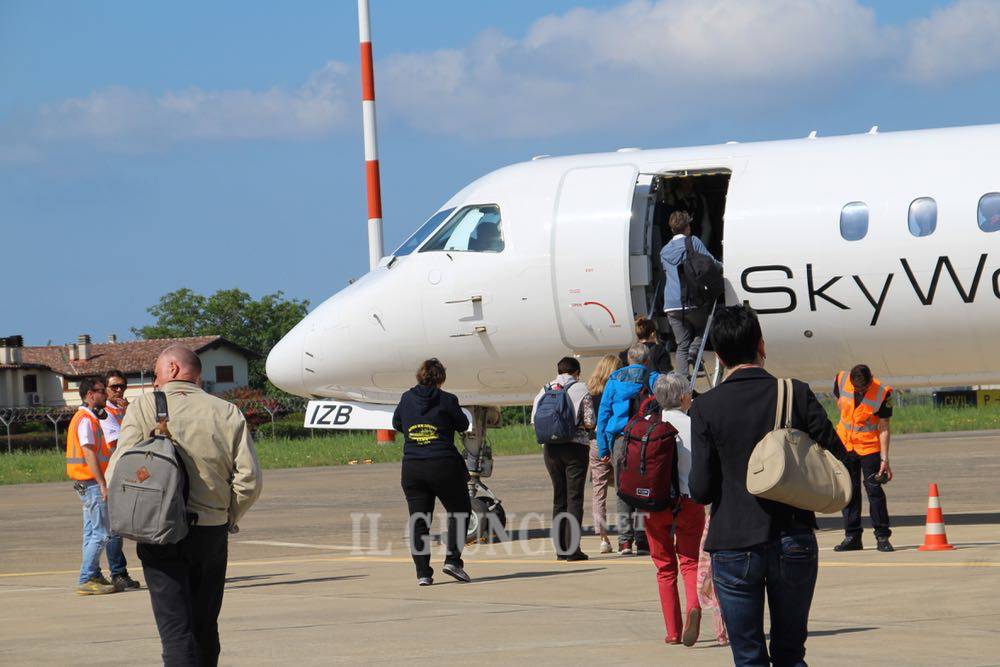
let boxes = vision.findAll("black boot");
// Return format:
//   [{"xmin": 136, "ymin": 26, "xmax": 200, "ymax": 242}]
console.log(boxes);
[
  {"xmin": 876, "ymin": 537, "xmax": 894, "ymax": 552},
  {"xmin": 833, "ymin": 535, "xmax": 863, "ymax": 552}
]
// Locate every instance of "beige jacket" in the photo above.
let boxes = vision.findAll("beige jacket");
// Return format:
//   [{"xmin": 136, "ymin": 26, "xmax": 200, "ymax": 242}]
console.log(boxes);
[{"xmin": 109, "ymin": 381, "xmax": 262, "ymax": 527}]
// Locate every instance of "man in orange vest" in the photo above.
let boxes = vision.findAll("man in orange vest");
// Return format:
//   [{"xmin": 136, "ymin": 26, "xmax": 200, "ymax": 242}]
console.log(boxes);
[
  {"xmin": 832, "ymin": 364, "xmax": 894, "ymax": 552},
  {"xmin": 98, "ymin": 370, "xmax": 140, "ymax": 591},
  {"xmin": 67, "ymin": 377, "xmax": 135, "ymax": 594}
]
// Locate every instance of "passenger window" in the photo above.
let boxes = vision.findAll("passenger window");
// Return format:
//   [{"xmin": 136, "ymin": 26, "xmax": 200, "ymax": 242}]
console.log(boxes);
[
  {"xmin": 908, "ymin": 197, "xmax": 937, "ymax": 237},
  {"xmin": 978, "ymin": 193, "xmax": 1000, "ymax": 233},
  {"xmin": 840, "ymin": 202, "xmax": 868, "ymax": 241},
  {"xmin": 420, "ymin": 204, "xmax": 504, "ymax": 253},
  {"xmin": 392, "ymin": 207, "xmax": 455, "ymax": 256}
]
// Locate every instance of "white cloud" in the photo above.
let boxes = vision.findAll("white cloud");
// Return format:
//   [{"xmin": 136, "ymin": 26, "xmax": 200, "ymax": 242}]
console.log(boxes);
[
  {"xmin": 900, "ymin": 0, "xmax": 1000, "ymax": 83},
  {"xmin": 5, "ymin": 0, "xmax": 1000, "ymax": 156},
  {"xmin": 23, "ymin": 61, "xmax": 354, "ymax": 149}
]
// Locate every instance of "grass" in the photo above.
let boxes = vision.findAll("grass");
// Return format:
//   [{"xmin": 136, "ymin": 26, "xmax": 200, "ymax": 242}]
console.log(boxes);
[{"xmin": 2, "ymin": 408, "xmax": 998, "ymax": 486}]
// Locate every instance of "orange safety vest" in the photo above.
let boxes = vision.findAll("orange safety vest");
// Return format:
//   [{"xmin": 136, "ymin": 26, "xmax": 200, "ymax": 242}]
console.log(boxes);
[
  {"xmin": 835, "ymin": 372, "xmax": 891, "ymax": 456},
  {"xmin": 66, "ymin": 407, "xmax": 112, "ymax": 481},
  {"xmin": 103, "ymin": 402, "xmax": 126, "ymax": 447}
]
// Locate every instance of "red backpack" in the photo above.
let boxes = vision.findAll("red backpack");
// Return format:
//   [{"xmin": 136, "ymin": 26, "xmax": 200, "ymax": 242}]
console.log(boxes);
[{"xmin": 616, "ymin": 396, "xmax": 681, "ymax": 512}]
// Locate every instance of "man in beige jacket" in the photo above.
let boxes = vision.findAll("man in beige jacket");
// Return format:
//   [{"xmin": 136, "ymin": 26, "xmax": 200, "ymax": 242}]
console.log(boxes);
[{"xmin": 110, "ymin": 345, "xmax": 261, "ymax": 666}]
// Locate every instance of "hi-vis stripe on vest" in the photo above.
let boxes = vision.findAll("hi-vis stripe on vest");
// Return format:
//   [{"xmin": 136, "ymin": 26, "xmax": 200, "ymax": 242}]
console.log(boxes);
[
  {"xmin": 66, "ymin": 408, "xmax": 112, "ymax": 481},
  {"xmin": 835, "ymin": 372, "xmax": 890, "ymax": 456}
]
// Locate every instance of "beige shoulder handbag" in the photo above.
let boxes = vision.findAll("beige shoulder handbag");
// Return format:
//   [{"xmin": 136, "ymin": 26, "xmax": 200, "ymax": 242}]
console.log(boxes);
[{"xmin": 746, "ymin": 378, "xmax": 852, "ymax": 514}]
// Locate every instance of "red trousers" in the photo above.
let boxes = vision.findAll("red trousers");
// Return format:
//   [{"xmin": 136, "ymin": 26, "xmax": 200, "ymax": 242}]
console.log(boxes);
[{"xmin": 644, "ymin": 498, "xmax": 706, "ymax": 641}]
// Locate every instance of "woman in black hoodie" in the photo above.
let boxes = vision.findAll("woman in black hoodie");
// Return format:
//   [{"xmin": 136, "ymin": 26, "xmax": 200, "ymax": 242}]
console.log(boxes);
[{"xmin": 392, "ymin": 358, "xmax": 472, "ymax": 586}]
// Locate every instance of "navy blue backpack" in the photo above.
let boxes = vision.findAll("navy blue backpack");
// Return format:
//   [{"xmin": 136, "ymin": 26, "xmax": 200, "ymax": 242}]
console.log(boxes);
[{"xmin": 533, "ymin": 380, "xmax": 578, "ymax": 444}]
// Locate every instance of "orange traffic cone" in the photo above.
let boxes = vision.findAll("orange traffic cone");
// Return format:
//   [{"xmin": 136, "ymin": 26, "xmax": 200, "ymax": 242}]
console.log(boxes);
[{"xmin": 918, "ymin": 483, "xmax": 955, "ymax": 551}]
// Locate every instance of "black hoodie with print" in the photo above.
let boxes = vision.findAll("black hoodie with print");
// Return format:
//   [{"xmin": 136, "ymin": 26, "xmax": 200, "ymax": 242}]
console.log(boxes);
[{"xmin": 392, "ymin": 385, "xmax": 470, "ymax": 461}]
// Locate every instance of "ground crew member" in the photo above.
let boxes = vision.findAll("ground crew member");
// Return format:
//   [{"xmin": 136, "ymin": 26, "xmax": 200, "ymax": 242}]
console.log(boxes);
[
  {"xmin": 833, "ymin": 364, "xmax": 894, "ymax": 552},
  {"xmin": 98, "ymin": 370, "xmax": 140, "ymax": 591},
  {"xmin": 110, "ymin": 346, "xmax": 261, "ymax": 665},
  {"xmin": 67, "ymin": 377, "xmax": 135, "ymax": 594}
]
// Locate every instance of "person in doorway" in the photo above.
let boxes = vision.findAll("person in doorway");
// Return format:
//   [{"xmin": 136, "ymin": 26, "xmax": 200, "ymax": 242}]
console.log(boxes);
[
  {"xmin": 98, "ymin": 369, "xmax": 140, "ymax": 591},
  {"xmin": 662, "ymin": 177, "xmax": 713, "ymax": 248},
  {"xmin": 660, "ymin": 210, "xmax": 722, "ymax": 377},
  {"xmin": 619, "ymin": 316, "xmax": 672, "ymax": 373},
  {"xmin": 531, "ymin": 356, "xmax": 595, "ymax": 560},
  {"xmin": 833, "ymin": 364, "xmax": 895, "ymax": 552},
  {"xmin": 393, "ymin": 358, "xmax": 473, "ymax": 585},
  {"xmin": 110, "ymin": 346, "xmax": 261, "ymax": 666},
  {"xmin": 586, "ymin": 354, "xmax": 623, "ymax": 554},
  {"xmin": 67, "ymin": 377, "xmax": 133, "ymax": 595},
  {"xmin": 689, "ymin": 305, "xmax": 847, "ymax": 666},
  {"xmin": 596, "ymin": 343, "xmax": 661, "ymax": 555},
  {"xmin": 645, "ymin": 372, "xmax": 706, "ymax": 647}
]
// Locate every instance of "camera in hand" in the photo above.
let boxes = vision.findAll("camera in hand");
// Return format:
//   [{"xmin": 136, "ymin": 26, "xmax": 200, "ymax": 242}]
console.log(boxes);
[{"xmin": 867, "ymin": 471, "xmax": 889, "ymax": 485}]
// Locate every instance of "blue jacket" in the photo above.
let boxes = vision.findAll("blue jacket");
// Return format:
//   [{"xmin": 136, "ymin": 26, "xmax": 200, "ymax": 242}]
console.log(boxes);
[
  {"xmin": 595, "ymin": 365, "xmax": 660, "ymax": 457},
  {"xmin": 660, "ymin": 234, "xmax": 720, "ymax": 311}
]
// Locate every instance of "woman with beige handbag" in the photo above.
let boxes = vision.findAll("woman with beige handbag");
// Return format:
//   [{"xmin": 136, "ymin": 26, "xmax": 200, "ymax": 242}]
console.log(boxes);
[{"xmin": 689, "ymin": 305, "xmax": 849, "ymax": 667}]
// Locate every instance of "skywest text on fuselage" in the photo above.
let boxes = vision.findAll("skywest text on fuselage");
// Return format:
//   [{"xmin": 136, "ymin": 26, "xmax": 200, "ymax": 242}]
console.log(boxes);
[{"xmin": 740, "ymin": 254, "xmax": 994, "ymax": 325}]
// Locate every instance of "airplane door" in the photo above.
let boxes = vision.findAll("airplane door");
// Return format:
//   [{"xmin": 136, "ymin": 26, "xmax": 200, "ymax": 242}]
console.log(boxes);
[{"xmin": 553, "ymin": 164, "xmax": 638, "ymax": 351}]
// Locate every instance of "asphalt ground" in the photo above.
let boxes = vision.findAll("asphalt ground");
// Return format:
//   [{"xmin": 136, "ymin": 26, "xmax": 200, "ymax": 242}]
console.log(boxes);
[{"xmin": 1, "ymin": 430, "xmax": 999, "ymax": 665}]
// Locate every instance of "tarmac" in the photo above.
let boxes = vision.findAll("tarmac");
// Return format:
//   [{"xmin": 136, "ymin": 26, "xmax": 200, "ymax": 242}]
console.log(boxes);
[{"xmin": 1, "ymin": 430, "xmax": 999, "ymax": 665}]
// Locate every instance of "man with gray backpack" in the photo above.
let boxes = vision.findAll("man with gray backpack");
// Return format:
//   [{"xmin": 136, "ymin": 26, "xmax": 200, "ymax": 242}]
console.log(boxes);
[
  {"xmin": 531, "ymin": 357, "xmax": 595, "ymax": 560},
  {"xmin": 107, "ymin": 345, "xmax": 261, "ymax": 667}
]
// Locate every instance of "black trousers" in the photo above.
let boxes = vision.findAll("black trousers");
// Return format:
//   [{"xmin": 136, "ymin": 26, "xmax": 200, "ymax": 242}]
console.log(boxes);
[
  {"xmin": 842, "ymin": 451, "xmax": 891, "ymax": 539},
  {"xmin": 543, "ymin": 442, "xmax": 590, "ymax": 556},
  {"xmin": 400, "ymin": 456, "xmax": 471, "ymax": 579},
  {"xmin": 137, "ymin": 525, "xmax": 229, "ymax": 667}
]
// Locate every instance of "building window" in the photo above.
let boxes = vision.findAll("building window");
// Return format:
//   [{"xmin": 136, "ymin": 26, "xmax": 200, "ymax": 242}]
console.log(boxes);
[
  {"xmin": 23, "ymin": 374, "xmax": 37, "ymax": 393},
  {"xmin": 978, "ymin": 192, "xmax": 1000, "ymax": 233},
  {"xmin": 420, "ymin": 204, "xmax": 504, "ymax": 253},
  {"xmin": 215, "ymin": 365, "xmax": 234, "ymax": 383},
  {"xmin": 908, "ymin": 197, "xmax": 937, "ymax": 237}
]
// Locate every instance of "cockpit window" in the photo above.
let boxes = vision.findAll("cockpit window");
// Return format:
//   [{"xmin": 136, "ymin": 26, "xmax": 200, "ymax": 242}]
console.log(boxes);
[
  {"xmin": 420, "ymin": 204, "xmax": 504, "ymax": 253},
  {"xmin": 392, "ymin": 208, "xmax": 455, "ymax": 257}
]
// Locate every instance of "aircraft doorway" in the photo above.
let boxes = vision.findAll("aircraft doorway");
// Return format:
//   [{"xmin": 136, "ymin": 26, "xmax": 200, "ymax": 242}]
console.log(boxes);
[{"xmin": 630, "ymin": 170, "xmax": 731, "ymax": 321}]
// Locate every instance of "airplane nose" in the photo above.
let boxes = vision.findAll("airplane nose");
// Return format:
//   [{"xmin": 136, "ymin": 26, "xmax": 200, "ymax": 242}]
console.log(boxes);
[{"xmin": 265, "ymin": 332, "xmax": 304, "ymax": 396}]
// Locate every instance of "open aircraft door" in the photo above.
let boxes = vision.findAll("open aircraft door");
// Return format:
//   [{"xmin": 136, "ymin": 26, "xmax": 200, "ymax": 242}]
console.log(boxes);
[{"xmin": 553, "ymin": 164, "xmax": 638, "ymax": 352}]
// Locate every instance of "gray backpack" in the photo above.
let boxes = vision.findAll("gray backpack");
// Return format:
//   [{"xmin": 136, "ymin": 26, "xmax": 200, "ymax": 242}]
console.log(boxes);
[{"xmin": 108, "ymin": 391, "xmax": 192, "ymax": 544}]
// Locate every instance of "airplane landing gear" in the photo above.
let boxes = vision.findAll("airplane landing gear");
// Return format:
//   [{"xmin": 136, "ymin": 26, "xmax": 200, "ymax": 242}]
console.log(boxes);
[{"xmin": 462, "ymin": 406, "xmax": 506, "ymax": 544}]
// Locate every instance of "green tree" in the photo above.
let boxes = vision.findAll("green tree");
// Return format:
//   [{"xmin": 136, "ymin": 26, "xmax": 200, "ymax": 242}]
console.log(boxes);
[{"xmin": 132, "ymin": 288, "xmax": 309, "ymax": 392}]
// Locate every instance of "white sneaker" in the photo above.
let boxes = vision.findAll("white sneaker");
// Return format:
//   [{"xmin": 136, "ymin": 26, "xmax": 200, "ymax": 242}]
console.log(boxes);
[
  {"xmin": 600, "ymin": 540, "xmax": 613, "ymax": 554},
  {"xmin": 417, "ymin": 577, "xmax": 433, "ymax": 586},
  {"xmin": 442, "ymin": 563, "xmax": 471, "ymax": 583}
]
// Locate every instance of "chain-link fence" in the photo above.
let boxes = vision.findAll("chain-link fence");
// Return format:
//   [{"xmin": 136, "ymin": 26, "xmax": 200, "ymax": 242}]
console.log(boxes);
[{"xmin": 0, "ymin": 396, "xmax": 311, "ymax": 453}]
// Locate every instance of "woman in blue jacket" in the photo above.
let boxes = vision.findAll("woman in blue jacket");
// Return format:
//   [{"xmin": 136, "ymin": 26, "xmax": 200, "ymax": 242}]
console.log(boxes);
[{"xmin": 596, "ymin": 343, "xmax": 660, "ymax": 554}]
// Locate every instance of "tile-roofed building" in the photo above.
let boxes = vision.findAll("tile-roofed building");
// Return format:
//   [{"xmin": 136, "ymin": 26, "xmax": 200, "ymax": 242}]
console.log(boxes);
[{"xmin": 1, "ymin": 334, "xmax": 257, "ymax": 408}]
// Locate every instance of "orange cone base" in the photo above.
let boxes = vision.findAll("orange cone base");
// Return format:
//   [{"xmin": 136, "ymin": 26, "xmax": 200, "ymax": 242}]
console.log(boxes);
[
  {"xmin": 918, "ymin": 543, "xmax": 955, "ymax": 551},
  {"xmin": 376, "ymin": 429, "xmax": 396, "ymax": 443}
]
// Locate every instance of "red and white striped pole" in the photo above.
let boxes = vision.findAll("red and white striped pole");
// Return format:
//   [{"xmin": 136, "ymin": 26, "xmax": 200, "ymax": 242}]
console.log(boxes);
[
  {"xmin": 358, "ymin": 0, "xmax": 384, "ymax": 271},
  {"xmin": 358, "ymin": 0, "xmax": 394, "ymax": 444}
]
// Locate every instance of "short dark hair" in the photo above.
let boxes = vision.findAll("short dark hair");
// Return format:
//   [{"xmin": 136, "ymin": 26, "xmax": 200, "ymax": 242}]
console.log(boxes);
[
  {"xmin": 78, "ymin": 376, "xmax": 104, "ymax": 401},
  {"xmin": 850, "ymin": 364, "xmax": 873, "ymax": 389},
  {"xmin": 557, "ymin": 356, "xmax": 581, "ymax": 375},
  {"xmin": 710, "ymin": 304, "xmax": 763, "ymax": 367},
  {"xmin": 104, "ymin": 369, "xmax": 126, "ymax": 384},
  {"xmin": 416, "ymin": 358, "xmax": 446, "ymax": 387},
  {"xmin": 634, "ymin": 316, "xmax": 656, "ymax": 341},
  {"xmin": 669, "ymin": 211, "xmax": 692, "ymax": 235}
]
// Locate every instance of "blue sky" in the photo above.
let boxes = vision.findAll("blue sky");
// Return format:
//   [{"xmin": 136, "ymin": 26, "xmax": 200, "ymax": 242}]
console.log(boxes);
[{"xmin": 2, "ymin": 0, "xmax": 999, "ymax": 346}]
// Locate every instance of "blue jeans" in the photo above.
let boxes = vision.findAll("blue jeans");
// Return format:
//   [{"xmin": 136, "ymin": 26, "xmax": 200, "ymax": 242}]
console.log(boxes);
[
  {"xmin": 77, "ymin": 481, "xmax": 127, "ymax": 584},
  {"xmin": 711, "ymin": 531, "xmax": 818, "ymax": 667}
]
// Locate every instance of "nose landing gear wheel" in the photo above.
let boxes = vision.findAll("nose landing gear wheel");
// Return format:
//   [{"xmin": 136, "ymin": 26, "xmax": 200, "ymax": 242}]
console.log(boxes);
[{"xmin": 467, "ymin": 495, "xmax": 507, "ymax": 544}]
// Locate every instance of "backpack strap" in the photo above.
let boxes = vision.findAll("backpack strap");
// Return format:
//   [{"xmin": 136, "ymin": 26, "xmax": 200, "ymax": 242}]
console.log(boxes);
[{"xmin": 152, "ymin": 391, "xmax": 173, "ymax": 439}]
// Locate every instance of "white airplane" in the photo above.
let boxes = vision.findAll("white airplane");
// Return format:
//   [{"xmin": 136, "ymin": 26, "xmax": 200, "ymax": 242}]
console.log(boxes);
[{"xmin": 267, "ymin": 122, "xmax": 1000, "ymax": 533}]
